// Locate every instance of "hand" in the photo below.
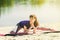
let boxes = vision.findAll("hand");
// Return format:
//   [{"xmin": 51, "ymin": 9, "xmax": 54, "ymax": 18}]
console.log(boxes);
[{"xmin": 33, "ymin": 27, "xmax": 37, "ymax": 34}]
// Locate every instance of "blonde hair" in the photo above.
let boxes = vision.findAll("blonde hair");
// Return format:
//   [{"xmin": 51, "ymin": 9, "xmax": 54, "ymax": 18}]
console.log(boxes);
[{"xmin": 29, "ymin": 14, "xmax": 39, "ymax": 27}]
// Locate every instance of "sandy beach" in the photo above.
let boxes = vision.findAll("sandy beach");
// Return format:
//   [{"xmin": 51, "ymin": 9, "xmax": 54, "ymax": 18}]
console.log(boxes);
[{"xmin": 0, "ymin": 23, "xmax": 60, "ymax": 40}]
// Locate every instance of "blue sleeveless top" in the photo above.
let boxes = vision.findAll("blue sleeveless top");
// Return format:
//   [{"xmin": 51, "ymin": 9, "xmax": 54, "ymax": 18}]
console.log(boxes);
[{"xmin": 17, "ymin": 20, "xmax": 30, "ymax": 29}]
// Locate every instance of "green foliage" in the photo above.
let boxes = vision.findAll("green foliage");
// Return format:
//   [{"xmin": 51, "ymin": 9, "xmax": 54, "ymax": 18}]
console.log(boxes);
[
  {"xmin": 0, "ymin": 0, "xmax": 45, "ymax": 7},
  {"xmin": 30, "ymin": 0, "xmax": 44, "ymax": 6},
  {"xmin": 0, "ymin": 0, "xmax": 5, "ymax": 7},
  {"xmin": 0, "ymin": 0, "xmax": 14, "ymax": 7}
]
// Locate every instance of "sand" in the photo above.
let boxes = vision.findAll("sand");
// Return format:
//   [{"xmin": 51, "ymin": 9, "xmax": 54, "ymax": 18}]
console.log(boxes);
[{"xmin": 0, "ymin": 23, "xmax": 60, "ymax": 40}]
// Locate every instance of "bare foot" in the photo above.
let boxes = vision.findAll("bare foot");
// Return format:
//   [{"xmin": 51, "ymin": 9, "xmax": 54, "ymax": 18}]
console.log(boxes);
[{"xmin": 10, "ymin": 31, "xmax": 15, "ymax": 34}]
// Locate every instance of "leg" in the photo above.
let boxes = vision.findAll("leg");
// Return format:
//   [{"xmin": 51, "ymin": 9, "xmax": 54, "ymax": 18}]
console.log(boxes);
[{"xmin": 15, "ymin": 26, "xmax": 21, "ymax": 34}]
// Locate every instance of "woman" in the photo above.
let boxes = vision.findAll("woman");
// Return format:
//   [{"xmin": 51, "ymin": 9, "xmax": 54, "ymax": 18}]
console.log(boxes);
[{"xmin": 10, "ymin": 14, "xmax": 39, "ymax": 34}]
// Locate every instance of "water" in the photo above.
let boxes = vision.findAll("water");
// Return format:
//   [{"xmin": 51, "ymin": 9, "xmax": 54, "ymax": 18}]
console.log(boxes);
[{"xmin": 0, "ymin": 0, "xmax": 60, "ymax": 27}]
